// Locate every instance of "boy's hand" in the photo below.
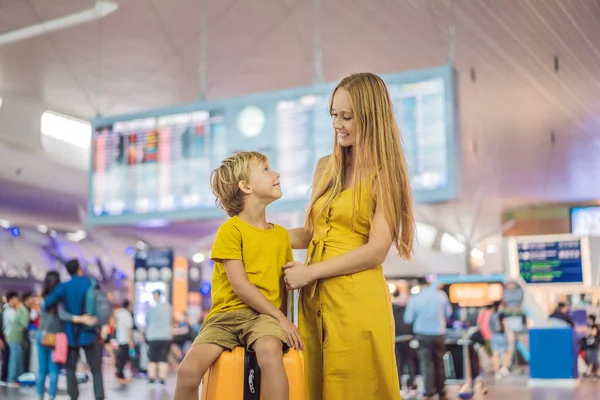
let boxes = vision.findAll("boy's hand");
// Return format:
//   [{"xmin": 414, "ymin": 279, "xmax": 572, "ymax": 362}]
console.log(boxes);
[{"xmin": 278, "ymin": 316, "xmax": 304, "ymax": 351}]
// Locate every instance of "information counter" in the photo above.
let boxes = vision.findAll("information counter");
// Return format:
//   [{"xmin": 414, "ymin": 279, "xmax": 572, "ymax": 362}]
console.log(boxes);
[{"xmin": 529, "ymin": 327, "xmax": 578, "ymax": 385}]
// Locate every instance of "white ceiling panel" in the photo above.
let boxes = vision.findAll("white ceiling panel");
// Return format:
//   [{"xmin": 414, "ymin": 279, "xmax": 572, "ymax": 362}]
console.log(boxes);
[{"xmin": 0, "ymin": 0, "xmax": 598, "ymax": 243}]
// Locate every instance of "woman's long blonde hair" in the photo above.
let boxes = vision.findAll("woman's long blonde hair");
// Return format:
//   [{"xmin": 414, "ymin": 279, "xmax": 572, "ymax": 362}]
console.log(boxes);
[{"xmin": 304, "ymin": 72, "xmax": 415, "ymax": 259}]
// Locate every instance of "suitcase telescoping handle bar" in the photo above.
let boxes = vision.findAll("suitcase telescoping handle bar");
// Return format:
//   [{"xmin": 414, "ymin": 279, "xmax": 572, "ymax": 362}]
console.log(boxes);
[{"xmin": 287, "ymin": 289, "xmax": 299, "ymax": 326}]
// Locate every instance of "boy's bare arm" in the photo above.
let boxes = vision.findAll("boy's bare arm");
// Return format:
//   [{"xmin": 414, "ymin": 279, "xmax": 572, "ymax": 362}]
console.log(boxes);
[{"xmin": 223, "ymin": 259, "xmax": 287, "ymax": 323}]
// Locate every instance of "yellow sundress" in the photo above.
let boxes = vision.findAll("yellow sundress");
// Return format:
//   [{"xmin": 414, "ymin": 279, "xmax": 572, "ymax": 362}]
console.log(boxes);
[{"xmin": 299, "ymin": 180, "xmax": 401, "ymax": 400}]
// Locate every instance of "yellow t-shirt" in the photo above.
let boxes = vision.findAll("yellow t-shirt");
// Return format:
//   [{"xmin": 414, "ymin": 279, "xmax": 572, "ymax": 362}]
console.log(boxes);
[{"xmin": 207, "ymin": 216, "xmax": 293, "ymax": 320}]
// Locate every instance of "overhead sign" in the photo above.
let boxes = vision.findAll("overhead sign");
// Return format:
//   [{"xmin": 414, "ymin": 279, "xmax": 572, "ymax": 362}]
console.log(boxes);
[
  {"xmin": 89, "ymin": 65, "xmax": 459, "ymax": 226},
  {"xmin": 518, "ymin": 240, "xmax": 583, "ymax": 284},
  {"xmin": 571, "ymin": 206, "xmax": 600, "ymax": 236},
  {"xmin": 134, "ymin": 248, "xmax": 174, "ymax": 283}
]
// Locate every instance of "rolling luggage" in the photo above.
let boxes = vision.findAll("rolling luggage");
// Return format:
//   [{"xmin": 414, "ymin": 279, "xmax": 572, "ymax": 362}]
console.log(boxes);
[{"xmin": 200, "ymin": 290, "xmax": 305, "ymax": 400}]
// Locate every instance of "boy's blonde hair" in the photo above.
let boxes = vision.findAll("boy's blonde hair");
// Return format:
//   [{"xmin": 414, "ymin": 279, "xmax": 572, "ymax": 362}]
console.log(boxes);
[{"xmin": 210, "ymin": 151, "xmax": 268, "ymax": 217}]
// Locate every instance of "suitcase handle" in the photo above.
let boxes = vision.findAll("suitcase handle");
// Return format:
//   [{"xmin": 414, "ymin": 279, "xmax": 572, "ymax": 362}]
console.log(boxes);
[{"xmin": 287, "ymin": 289, "xmax": 299, "ymax": 326}]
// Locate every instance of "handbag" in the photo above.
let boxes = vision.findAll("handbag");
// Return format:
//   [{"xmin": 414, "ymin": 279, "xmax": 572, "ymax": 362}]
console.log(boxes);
[
  {"xmin": 41, "ymin": 332, "xmax": 57, "ymax": 348},
  {"xmin": 40, "ymin": 311, "xmax": 57, "ymax": 349}
]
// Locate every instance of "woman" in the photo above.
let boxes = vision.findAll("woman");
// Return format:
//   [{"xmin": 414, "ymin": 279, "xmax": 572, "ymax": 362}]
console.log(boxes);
[
  {"xmin": 36, "ymin": 272, "xmax": 63, "ymax": 400},
  {"xmin": 37, "ymin": 273, "xmax": 97, "ymax": 399},
  {"xmin": 477, "ymin": 305, "xmax": 493, "ymax": 354},
  {"xmin": 285, "ymin": 72, "xmax": 414, "ymax": 399}
]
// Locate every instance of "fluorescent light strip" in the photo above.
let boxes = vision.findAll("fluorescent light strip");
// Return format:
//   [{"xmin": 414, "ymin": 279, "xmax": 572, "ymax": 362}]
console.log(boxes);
[{"xmin": 0, "ymin": 1, "xmax": 119, "ymax": 46}]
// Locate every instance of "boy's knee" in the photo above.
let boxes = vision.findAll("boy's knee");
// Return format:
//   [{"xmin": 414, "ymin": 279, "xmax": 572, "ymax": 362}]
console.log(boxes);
[
  {"xmin": 254, "ymin": 336, "xmax": 283, "ymax": 367},
  {"xmin": 177, "ymin": 360, "xmax": 202, "ymax": 385}
]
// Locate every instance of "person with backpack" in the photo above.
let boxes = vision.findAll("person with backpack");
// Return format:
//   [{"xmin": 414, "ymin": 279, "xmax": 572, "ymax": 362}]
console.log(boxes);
[
  {"xmin": 489, "ymin": 301, "xmax": 513, "ymax": 379},
  {"xmin": 43, "ymin": 259, "xmax": 106, "ymax": 400}
]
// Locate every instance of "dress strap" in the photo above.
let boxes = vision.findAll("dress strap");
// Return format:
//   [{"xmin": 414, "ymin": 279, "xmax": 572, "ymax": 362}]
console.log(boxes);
[{"xmin": 304, "ymin": 237, "xmax": 326, "ymax": 299}]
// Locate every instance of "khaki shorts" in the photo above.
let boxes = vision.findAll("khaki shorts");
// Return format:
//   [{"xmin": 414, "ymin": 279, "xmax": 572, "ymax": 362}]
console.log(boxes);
[{"xmin": 192, "ymin": 308, "xmax": 289, "ymax": 351}]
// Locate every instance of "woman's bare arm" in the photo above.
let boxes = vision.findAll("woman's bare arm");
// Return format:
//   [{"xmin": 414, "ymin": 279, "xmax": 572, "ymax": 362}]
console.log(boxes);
[
  {"xmin": 288, "ymin": 228, "xmax": 312, "ymax": 250},
  {"xmin": 304, "ymin": 198, "xmax": 392, "ymax": 280},
  {"xmin": 287, "ymin": 155, "xmax": 330, "ymax": 250}
]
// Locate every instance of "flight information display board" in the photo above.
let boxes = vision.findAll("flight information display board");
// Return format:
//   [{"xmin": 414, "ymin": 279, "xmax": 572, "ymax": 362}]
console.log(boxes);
[
  {"xmin": 88, "ymin": 65, "xmax": 458, "ymax": 226},
  {"xmin": 517, "ymin": 240, "xmax": 584, "ymax": 284},
  {"xmin": 92, "ymin": 111, "xmax": 227, "ymax": 219}
]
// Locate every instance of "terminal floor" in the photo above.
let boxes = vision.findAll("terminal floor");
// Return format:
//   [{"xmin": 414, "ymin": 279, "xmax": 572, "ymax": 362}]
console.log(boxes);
[{"xmin": 2, "ymin": 371, "xmax": 600, "ymax": 399}]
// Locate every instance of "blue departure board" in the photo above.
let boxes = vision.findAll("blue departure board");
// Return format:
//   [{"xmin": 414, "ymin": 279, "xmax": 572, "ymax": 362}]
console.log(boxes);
[
  {"xmin": 518, "ymin": 240, "xmax": 584, "ymax": 284},
  {"xmin": 88, "ymin": 65, "xmax": 459, "ymax": 226}
]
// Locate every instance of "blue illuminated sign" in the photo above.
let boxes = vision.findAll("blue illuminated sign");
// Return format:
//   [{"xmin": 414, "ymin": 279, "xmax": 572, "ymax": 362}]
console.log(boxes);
[
  {"xmin": 200, "ymin": 282, "xmax": 211, "ymax": 296},
  {"xmin": 518, "ymin": 240, "xmax": 583, "ymax": 284}
]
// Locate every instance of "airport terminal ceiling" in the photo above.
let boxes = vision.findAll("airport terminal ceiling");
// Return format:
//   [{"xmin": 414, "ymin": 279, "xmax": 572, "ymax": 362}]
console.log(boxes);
[{"xmin": 0, "ymin": 0, "xmax": 599, "ymax": 245}]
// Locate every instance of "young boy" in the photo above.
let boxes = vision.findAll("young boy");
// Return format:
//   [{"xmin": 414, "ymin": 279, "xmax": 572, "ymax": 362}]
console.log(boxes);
[{"xmin": 174, "ymin": 151, "xmax": 302, "ymax": 400}]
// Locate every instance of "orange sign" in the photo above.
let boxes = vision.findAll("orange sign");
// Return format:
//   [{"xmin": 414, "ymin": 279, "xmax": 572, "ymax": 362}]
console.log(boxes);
[
  {"xmin": 172, "ymin": 256, "xmax": 189, "ymax": 316},
  {"xmin": 449, "ymin": 283, "xmax": 503, "ymax": 307}
]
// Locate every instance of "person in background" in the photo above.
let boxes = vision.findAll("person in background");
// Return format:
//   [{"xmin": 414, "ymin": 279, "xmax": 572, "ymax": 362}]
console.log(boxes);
[
  {"xmin": 0, "ymin": 291, "xmax": 19, "ymax": 385},
  {"xmin": 587, "ymin": 314, "xmax": 598, "ymax": 330},
  {"xmin": 579, "ymin": 314, "xmax": 600, "ymax": 375},
  {"xmin": 549, "ymin": 302, "xmax": 574, "ymax": 327},
  {"xmin": 145, "ymin": 290, "xmax": 172, "ymax": 385},
  {"xmin": 7, "ymin": 292, "xmax": 35, "ymax": 387},
  {"xmin": 392, "ymin": 285, "xmax": 417, "ymax": 397},
  {"xmin": 114, "ymin": 300, "xmax": 134, "ymax": 381},
  {"xmin": 0, "ymin": 299, "xmax": 5, "ymax": 382},
  {"xmin": 404, "ymin": 282, "xmax": 452, "ymax": 400},
  {"xmin": 489, "ymin": 301, "xmax": 514, "ymax": 379},
  {"xmin": 101, "ymin": 316, "xmax": 116, "ymax": 365},
  {"xmin": 37, "ymin": 271, "xmax": 64, "ymax": 400},
  {"xmin": 477, "ymin": 305, "xmax": 494, "ymax": 355},
  {"xmin": 43, "ymin": 259, "xmax": 104, "ymax": 400},
  {"xmin": 171, "ymin": 312, "xmax": 192, "ymax": 362},
  {"xmin": 581, "ymin": 323, "xmax": 599, "ymax": 377}
]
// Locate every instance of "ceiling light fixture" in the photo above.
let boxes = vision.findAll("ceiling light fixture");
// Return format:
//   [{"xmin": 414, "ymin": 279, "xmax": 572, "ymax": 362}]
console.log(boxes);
[
  {"xmin": 66, "ymin": 230, "xmax": 87, "ymax": 242},
  {"xmin": 0, "ymin": 1, "xmax": 119, "ymax": 47},
  {"xmin": 192, "ymin": 253, "xmax": 205, "ymax": 263}
]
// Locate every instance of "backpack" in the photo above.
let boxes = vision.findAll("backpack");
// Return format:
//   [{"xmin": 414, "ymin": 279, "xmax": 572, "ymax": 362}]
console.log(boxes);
[
  {"xmin": 489, "ymin": 312, "xmax": 503, "ymax": 333},
  {"xmin": 83, "ymin": 279, "xmax": 111, "ymax": 328}
]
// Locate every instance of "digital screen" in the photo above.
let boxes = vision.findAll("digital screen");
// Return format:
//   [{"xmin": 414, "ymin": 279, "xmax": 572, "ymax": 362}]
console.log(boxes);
[
  {"xmin": 518, "ymin": 240, "xmax": 583, "ymax": 284},
  {"xmin": 133, "ymin": 281, "xmax": 168, "ymax": 329},
  {"xmin": 134, "ymin": 248, "xmax": 174, "ymax": 283},
  {"xmin": 388, "ymin": 78, "xmax": 449, "ymax": 192},
  {"xmin": 89, "ymin": 65, "xmax": 458, "ymax": 226},
  {"xmin": 274, "ymin": 78, "xmax": 450, "ymax": 200},
  {"xmin": 571, "ymin": 206, "xmax": 600, "ymax": 236},
  {"xmin": 92, "ymin": 111, "xmax": 226, "ymax": 219}
]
